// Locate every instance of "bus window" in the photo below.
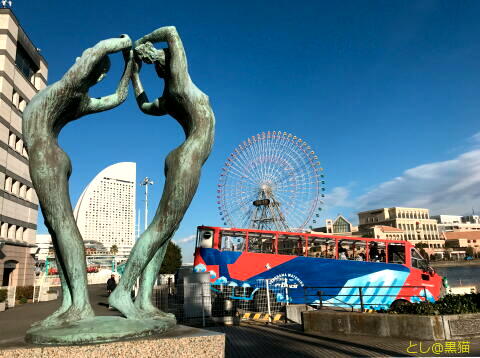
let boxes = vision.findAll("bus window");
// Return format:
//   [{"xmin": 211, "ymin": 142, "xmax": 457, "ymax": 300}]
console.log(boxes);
[
  {"xmin": 388, "ymin": 243, "xmax": 405, "ymax": 264},
  {"xmin": 368, "ymin": 241, "xmax": 386, "ymax": 262},
  {"xmin": 323, "ymin": 239, "xmax": 336, "ymax": 259},
  {"xmin": 338, "ymin": 240, "xmax": 358, "ymax": 260},
  {"xmin": 220, "ymin": 232, "xmax": 245, "ymax": 252},
  {"xmin": 411, "ymin": 248, "xmax": 428, "ymax": 270},
  {"xmin": 352, "ymin": 241, "xmax": 367, "ymax": 261},
  {"xmin": 198, "ymin": 228, "xmax": 214, "ymax": 248},
  {"xmin": 278, "ymin": 235, "xmax": 305, "ymax": 256},
  {"xmin": 248, "ymin": 233, "xmax": 275, "ymax": 254},
  {"xmin": 307, "ymin": 237, "xmax": 328, "ymax": 258}
]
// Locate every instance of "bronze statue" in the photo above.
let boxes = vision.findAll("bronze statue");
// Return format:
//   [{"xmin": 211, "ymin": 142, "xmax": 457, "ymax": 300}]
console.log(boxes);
[
  {"xmin": 23, "ymin": 27, "xmax": 214, "ymax": 344},
  {"xmin": 23, "ymin": 35, "xmax": 133, "ymax": 328},
  {"xmin": 109, "ymin": 26, "xmax": 215, "ymax": 319}
]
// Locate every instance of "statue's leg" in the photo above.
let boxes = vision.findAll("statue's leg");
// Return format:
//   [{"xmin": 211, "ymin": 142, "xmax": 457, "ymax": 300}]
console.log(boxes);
[
  {"xmin": 31, "ymin": 230, "xmax": 73, "ymax": 327},
  {"xmin": 110, "ymin": 156, "xmax": 202, "ymax": 319},
  {"xmin": 45, "ymin": 206, "xmax": 94, "ymax": 324},
  {"xmin": 135, "ymin": 242, "xmax": 175, "ymax": 320},
  {"xmin": 109, "ymin": 229, "xmax": 159, "ymax": 319},
  {"xmin": 31, "ymin": 152, "xmax": 94, "ymax": 325}
]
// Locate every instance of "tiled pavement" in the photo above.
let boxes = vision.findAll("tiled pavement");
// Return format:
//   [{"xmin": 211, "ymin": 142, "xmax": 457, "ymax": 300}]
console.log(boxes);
[
  {"xmin": 209, "ymin": 323, "xmax": 480, "ymax": 358},
  {"xmin": 1, "ymin": 285, "xmax": 479, "ymax": 357}
]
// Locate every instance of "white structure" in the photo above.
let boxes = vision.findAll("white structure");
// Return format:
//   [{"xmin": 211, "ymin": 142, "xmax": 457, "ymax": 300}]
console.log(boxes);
[
  {"xmin": 74, "ymin": 162, "xmax": 136, "ymax": 259},
  {"xmin": 32, "ymin": 234, "xmax": 52, "ymax": 262},
  {"xmin": 431, "ymin": 215, "xmax": 463, "ymax": 224},
  {"xmin": 432, "ymin": 214, "xmax": 480, "ymax": 232}
]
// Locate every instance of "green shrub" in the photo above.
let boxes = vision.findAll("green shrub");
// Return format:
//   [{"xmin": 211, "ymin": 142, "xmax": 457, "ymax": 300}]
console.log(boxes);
[
  {"xmin": 15, "ymin": 286, "xmax": 34, "ymax": 300},
  {"xmin": 387, "ymin": 293, "xmax": 480, "ymax": 315},
  {"xmin": 19, "ymin": 296, "xmax": 27, "ymax": 304},
  {"xmin": 0, "ymin": 289, "xmax": 7, "ymax": 303}
]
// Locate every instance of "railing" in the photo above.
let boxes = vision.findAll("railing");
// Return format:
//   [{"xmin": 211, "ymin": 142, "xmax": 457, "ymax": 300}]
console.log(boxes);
[
  {"xmin": 151, "ymin": 280, "xmax": 433, "ymax": 326},
  {"xmin": 301, "ymin": 285, "xmax": 431, "ymax": 311}
]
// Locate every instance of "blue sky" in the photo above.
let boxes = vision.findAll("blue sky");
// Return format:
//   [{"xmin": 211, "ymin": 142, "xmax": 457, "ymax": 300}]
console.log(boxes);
[{"xmin": 14, "ymin": 1, "xmax": 480, "ymax": 262}]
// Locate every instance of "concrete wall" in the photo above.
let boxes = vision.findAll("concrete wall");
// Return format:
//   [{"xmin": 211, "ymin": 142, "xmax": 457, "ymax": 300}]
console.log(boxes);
[
  {"xmin": 303, "ymin": 310, "xmax": 480, "ymax": 341},
  {"xmin": 0, "ymin": 243, "xmax": 35, "ymax": 286},
  {"xmin": 286, "ymin": 304, "xmax": 315, "ymax": 324}
]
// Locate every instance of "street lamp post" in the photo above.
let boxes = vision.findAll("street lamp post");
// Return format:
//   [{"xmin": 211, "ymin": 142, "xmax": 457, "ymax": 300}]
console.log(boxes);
[{"xmin": 140, "ymin": 177, "xmax": 154, "ymax": 231}]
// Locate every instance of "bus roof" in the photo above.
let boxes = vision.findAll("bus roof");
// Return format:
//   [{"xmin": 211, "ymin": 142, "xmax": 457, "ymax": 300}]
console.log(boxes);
[{"xmin": 197, "ymin": 225, "xmax": 413, "ymax": 246}]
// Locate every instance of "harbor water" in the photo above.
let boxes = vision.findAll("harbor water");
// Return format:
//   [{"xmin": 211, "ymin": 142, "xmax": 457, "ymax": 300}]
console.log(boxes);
[{"xmin": 435, "ymin": 265, "xmax": 480, "ymax": 290}]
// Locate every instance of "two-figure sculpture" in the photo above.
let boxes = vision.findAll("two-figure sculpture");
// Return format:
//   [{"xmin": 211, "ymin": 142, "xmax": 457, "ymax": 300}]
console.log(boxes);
[{"xmin": 22, "ymin": 27, "xmax": 215, "ymax": 344}]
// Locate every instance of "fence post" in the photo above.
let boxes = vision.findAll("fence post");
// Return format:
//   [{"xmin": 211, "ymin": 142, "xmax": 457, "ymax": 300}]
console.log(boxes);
[
  {"xmin": 266, "ymin": 279, "xmax": 272, "ymax": 323},
  {"xmin": 317, "ymin": 290, "xmax": 323, "ymax": 310},
  {"xmin": 423, "ymin": 287, "xmax": 428, "ymax": 302},
  {"xmin": 201, "ymin": 284, "xmax": 206, "ymax": 328},
  {"xmin": 284, "ymin": 277, "xmax": 289, "ymax": 306},
  {"xmin": 359, "ymin": 287, "xmax": 364, "ymax": 312}
]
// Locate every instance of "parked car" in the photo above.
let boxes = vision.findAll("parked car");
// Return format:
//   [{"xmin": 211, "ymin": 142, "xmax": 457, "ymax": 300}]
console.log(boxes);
[{"xmin": 464, "ymin": 256, "xmax": 474, "ymax": 261}]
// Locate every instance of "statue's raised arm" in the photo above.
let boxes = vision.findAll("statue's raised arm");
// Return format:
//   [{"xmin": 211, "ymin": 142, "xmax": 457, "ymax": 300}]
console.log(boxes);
[{"xmin": 66, "ymin": 35, "xmax": 133, "ymax": 115}]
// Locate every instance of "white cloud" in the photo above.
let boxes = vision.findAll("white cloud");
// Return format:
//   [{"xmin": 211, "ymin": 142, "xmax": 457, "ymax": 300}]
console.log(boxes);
[
  {"xmin": 175, "ymin": 234, "xmax": 196, "ymax": 244},
  {"xmin": 325, "ymin": 186, "xmax": 352, "ymax": 208},
  {"xmin": 471, "ymin": 132, "xmax": 480, "ymax": 144},
  {"xmin": 356, "ymin": 149, "xmax": 480, "ymax": 215}
]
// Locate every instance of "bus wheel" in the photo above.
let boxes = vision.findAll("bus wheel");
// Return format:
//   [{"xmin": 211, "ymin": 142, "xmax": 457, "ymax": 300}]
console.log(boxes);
[
  {"xmin": 390, "ymin": 299, "xmax": 409, "ymax": 311},
  {"xmin": 252, "ymin": 289, "xmax": 276, "ymax": 312}
]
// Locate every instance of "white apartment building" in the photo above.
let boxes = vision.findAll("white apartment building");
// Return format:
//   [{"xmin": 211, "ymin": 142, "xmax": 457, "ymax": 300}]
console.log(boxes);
[
  {"xmin": 432, "ymin": 214, "xmax": 480, "ymax": 232},
  {"xmin": 0, "ymin": 9, "xmax": 48, "ymax": 287},
  {"xmin": 358, "ymin": 207, "xmax": 444, "ymax": 251},
  {"xmin": 73, "ymin": 162, "xmax": 136, "ymax": 260}
]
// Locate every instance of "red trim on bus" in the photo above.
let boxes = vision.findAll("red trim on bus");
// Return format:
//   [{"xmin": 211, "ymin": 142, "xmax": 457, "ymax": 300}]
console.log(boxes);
[{"xmin": 197, "ymin": 226, "xmax": 416, "ymax": 268}]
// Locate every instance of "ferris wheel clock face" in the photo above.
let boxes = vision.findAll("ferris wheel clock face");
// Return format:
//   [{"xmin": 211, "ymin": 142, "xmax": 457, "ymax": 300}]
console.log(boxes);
[{"xmin": 217, "ymin": 131, "xmax": 325, "ymax": 232}]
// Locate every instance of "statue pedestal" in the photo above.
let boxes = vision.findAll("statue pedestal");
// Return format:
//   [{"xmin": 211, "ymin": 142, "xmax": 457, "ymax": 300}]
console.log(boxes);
[
  {"xmin": 26, "ymin": 316, "xmax": 176, "ymax": 345},
  {"xmin": 3, "ymin": 324, "xmax": 225, "ymax": 358}
]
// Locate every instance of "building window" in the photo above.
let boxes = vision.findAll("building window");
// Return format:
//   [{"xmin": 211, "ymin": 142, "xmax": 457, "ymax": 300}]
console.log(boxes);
[{"xmin": 15, "ymin": 44, "xmax": 39, "ymax": 81}]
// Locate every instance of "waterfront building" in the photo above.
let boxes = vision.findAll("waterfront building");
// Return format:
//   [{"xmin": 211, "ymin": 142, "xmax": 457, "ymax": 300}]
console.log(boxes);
[
  {"xmin": 432, "ymin": 214, "xmax": 480, "ymax": 232},
  {"xmin": 0, "ymin": 9, "xmax": 47, "ymax": 287},
  {"xmin": 368, "ymin": 225, "xmax": 405, "ymax": 241},
  {"xmin": 84, "ymin": 240, "xmax": 109, "ymax": 256},
  {"xmin": 358, "ymin": 207, "xmax": 444, "ymax": 252},
  {"xmin": 73, "ymin": 162, "xmax": 136, "ymax": 260},
  {"xmin": 444, "ymin": 231, "xmax": 480, "ymax": 255},
  {"xmin": 312, "ymin": 215, "xmax": 358, "ymax": 235}
]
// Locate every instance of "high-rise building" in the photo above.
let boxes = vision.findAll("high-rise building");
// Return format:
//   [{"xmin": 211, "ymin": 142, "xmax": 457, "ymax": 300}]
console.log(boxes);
[
  {"xmin": 0, "ymin": 9, "xmax": 47, "ymax": 287},
  {"xmin": 73, "ymin": 162, "xmax": 136, "ymax": 259},
  {"xmin": 357, "ymin": 207, "xmax": 444, "ymax": 252}
]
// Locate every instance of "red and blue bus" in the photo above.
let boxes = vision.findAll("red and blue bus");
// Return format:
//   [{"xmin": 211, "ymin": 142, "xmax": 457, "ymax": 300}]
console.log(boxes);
[{"xmin": 193, "ymin": 226, "xmax": 443, "ymax": 310}]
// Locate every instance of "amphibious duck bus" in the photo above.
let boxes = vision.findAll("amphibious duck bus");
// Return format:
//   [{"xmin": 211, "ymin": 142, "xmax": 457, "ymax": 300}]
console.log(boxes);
[{"xmin": 193, "ymin": 226, "xmax": 443, "ymax": 310}]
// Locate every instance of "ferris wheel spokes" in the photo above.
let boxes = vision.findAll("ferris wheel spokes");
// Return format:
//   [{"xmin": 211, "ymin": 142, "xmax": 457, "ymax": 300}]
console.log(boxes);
[{"xmin": 218, "ymin": 131, "xmax": 325, "ymax": 230}]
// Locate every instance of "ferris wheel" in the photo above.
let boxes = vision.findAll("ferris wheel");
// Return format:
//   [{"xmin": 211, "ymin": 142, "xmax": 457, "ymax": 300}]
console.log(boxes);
[{"xmin": 217, "ymin": 131, "xmax": 325, "ymax": 232}]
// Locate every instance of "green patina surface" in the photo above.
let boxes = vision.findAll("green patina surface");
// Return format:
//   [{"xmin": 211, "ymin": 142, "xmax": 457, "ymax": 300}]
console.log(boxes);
[
  {"xmin": 109, "ymin": 26, "xmax": 215, "ymax": 321},
  {"xmin": 22, "ymin": 26, "xmax": 215, "ymax": 344},
  {"xmin": 26, "ymin": 316, "xmax": 176, "ymax": 345}
]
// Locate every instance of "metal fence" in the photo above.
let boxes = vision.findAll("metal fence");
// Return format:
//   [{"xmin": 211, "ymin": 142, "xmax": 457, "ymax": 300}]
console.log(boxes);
[
  {"xmin": 151, "ymin": 279, "xmax": 289, "ymax": 326},
  {"xmin": 151, "ymin": 280, "xmax": 436, "ymax": 326}
]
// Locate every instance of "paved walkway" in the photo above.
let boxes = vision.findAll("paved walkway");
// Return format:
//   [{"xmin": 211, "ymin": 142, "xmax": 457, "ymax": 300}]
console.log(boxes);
[
  {"xmin": 1, "ymin": 285, "xmax": 479, "ymax": 357},
  {"xmin": 210, "ymin": 323, "xmax": 480, "ymax": 358},
  {"xmin": 0, "ymin": 284, "xmax": 121, "ymax": 348}
]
